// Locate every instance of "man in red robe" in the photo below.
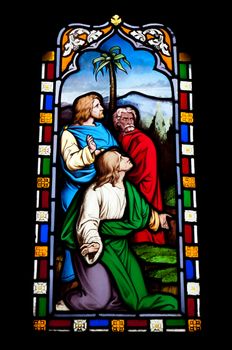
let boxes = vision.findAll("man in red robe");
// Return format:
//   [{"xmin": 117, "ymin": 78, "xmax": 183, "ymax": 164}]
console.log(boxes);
[{"xmin": 113, "ymin": 106, "xmax": 165, "ymax": 244}]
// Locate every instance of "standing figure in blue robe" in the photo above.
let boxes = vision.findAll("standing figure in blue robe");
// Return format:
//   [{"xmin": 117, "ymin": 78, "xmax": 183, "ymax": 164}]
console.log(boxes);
[{"xmin": 59, "ymin": 92, "xmax": 118, "ymax": 283}]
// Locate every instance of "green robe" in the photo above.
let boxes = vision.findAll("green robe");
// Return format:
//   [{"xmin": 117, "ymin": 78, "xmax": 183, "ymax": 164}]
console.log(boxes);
[{"xmin": 61, "ymin": 181, "xmax": 178, "ymax": 311}]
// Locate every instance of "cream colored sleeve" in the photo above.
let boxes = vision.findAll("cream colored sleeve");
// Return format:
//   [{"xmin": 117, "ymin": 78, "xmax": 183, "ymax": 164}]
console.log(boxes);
[
  {"xmin": 61, "ymin": 130, "xmax": 95, "ymax": 171},
  {"xmin": 76, "ymin": 188, "xmax": 103, "ymax": 265}
]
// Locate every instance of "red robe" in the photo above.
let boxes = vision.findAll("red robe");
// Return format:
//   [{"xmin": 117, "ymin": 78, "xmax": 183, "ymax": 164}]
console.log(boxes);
[{"xmin": 118, "ymin": 129, "xmax": 165, "ymax": 244}]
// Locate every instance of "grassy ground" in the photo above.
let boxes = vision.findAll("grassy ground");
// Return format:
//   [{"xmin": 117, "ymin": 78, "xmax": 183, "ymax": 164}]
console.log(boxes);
[{"xmin": 131, "ymin": 243, "xmax": 178, "ymax": 295}]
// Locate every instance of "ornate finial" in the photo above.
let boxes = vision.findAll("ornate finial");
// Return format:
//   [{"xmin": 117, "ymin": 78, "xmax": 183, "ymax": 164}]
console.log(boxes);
[{"xmin": 111, "ymin": 14, "xmax": 122, "ymax": 26}]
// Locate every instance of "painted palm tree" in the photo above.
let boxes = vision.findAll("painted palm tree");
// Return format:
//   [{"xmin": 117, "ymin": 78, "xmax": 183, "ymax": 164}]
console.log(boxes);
[{"xmin": 92, "ymin": 46, "xmax": 131, "ymax": 113}]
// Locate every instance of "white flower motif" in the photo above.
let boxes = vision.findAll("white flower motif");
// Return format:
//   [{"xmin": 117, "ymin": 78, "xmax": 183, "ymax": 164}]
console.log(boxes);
[
  {"xmin": 144, "ymin": 29, "xmax": 170, "ymax": 56},
  {"xmin": 130, "ymin": 28, "xmax": 170, "ymax": 56},
  {"xmin": 130, "ymin": 30, "xmax": 146, "ymax": 42},
  {"xmin": 87, "ymin": 30, "xmax": 102, "ymax": 43},
  {"xmin": 150, "ymin": 319, "xmax": 163, "ymax": 332},
  {"xmin": 73, "ymin": 319, "xmax": 87, "ymax": 332},
  {"xmin": 63, "ymin": 28, "xmax": 103, "ymax": 56},
  {"xmin": 187, "ymin": 282, "xmax": 200, "ymax": 295},
  {"xmin": 33, "ymin": 282, "xmax": 47, "ymax": 294},
  {"xmin": 63, "ymin": 28, "xmax": 89, "ymax": 56}
]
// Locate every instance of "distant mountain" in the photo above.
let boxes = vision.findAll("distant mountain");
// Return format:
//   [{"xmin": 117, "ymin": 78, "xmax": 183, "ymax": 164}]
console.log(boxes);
[
  {"xmin": 115, "ymin": 91, "xmax": 173, "ymax": 129},
  {"xmin": 61, "ymin": 102, "xmax": 72, "ymax": 108},
  {"xmin": 103, "ymin": 90, "xmax": 170, "ymax": 106},
  {"xmin": 119, "ymin": 90, "xmax": 172, "ymax": 102},
  {"xmin": 60, "ymin": 91, "xmax": 173, "ymax": 129},
  {"xmin": 60, "ymin": 103, "xmax": 72, "ymax": 125}
]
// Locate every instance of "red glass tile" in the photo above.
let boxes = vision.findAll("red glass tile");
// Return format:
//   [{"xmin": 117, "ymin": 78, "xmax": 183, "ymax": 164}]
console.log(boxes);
[
  {"xmin": 182, "ymin": 157, "xmax": 189, "ymax": 174},
  {"xmin": 47, "ymin": 63, "xmax": 54, "ymax": 80},
  {"xmin": 49, "ymin": 320, "xmax": 72, "ymax": 327},
  {"xmin": 184, "ymin": 224, "xmax": 192, "ymax": 243},
  {"xmin": 127, "ymin": 320, "xmax": 147, "ymax": 327},
  {"xmin": 43, "ymin": 126, "xmax": 52, "ymax": 142},
  {"xmin": 187, "ymin": 297, "xmax": 195, "ymax": 317},
  {"xmin": 39, "ymin": 259, "xmax": 48, "ymax": 279},
  {"xmin": 41, "ymin": 190, "xmax": 49, "ymax": 208},
  {"xmin": 180, "ymin": 92, "xmax": 188, "ymax": 110}
]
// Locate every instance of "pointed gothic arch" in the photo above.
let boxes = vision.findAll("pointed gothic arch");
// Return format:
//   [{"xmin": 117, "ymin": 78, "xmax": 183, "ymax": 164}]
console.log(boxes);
[{"xmin": 33, "ymin": 15, "xmax": 200, "ymax": 334}]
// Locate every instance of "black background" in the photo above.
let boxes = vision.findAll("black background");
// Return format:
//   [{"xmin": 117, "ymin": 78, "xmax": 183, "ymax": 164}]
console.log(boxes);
[{"xmin": 9, "ymin": 0, "xmax": 223, "ymax": 344}]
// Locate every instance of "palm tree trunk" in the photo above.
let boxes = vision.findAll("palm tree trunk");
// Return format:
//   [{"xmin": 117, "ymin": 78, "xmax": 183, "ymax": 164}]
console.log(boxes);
[{"xmin": 109, "ymin": 63, "xmax": 116, "ymax": 114}]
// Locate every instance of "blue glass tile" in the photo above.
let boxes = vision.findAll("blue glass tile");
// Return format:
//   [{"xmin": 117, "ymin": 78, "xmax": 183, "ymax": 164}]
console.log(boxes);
[
  {"xmin": 181, "ymin": 124, "xmax": 189, "ymax": 142},
  {"xmin": 40, "ymin": 224, "xmax": 49, "ymax": 242},
  {"xmin": 186, "ymin": 259, "xmax": 195, "ymax": 279},
  {"xmin": 89, "ymin": 319, "xmax": 109, "ymax": 327},
  {"xmin": 45, "ymin": 95, "xmax": 53, "ymax": 110}
]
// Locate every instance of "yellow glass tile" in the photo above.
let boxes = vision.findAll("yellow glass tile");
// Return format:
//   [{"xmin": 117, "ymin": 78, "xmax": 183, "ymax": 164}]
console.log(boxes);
[
  {"xmin": 33, "ymin": 320, "xmax": 46, "ymax": 331},
  {"xmin": 42, "ymin": 51, "xmax": 55, "ymax": 61},
  {"xmin": 35, "ymin": 246, "xmax": 48, "ymax": 257},
  {"xmin": 183, "ymin": 176, "xmax": 196, "ymax": 188},
  {"xmin": 188, "ymin": 319, "xmax": 201, "ymax": 332},
  {"xmin": 180, "ymin": 112, "xmax": 194, "ymax": 123},
  {"xmin": 40, "ymin": 113, "xmax": 53, "ymax": 124},
  {"xmin": 179, "ymin": 52, "xmax": 191, "ymax": 62},
  {"xmin": 37, "ymin": 177, "xmax": 50, "ymax": 188},
  {"xmin": 111, "ymin": 319, "xmax": 125, "ymax": 332},
  {"xmin": 185, "ymin": 246, "xmax": 198, "ymax": 257}
]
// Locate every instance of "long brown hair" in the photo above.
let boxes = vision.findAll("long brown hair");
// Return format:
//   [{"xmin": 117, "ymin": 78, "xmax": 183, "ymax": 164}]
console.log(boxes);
[
  {"xmin": 72, "ymin": 93, "xmax": 102, "ymax": 125},
  {"xmin": 94, "ymin": 150, "xmax": 120, "ymax": 189}
]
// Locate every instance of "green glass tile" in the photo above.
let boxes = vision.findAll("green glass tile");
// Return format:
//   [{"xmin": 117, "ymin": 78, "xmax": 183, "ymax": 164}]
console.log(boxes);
[
  {"xmin": 166, "ymin": 319, "xmax": 186, "ymax": 326},
  {"xmin": 42, "ymin": 158, "xmax": 50, "ymax": 175},
  {"xmin": 38, "ymin": 297, "xmax": 47, "ymax": 316},
  {"xmin": 184, "ymin": 190, "xmax": 191, "ymax": 207},
  {"xmin": 179, "ymin": 63, "xmax": 187, "ymax": 79}
]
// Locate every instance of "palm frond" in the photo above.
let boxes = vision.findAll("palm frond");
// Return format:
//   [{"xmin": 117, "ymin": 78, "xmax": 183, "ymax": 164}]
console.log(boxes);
[
  {"xmin": 92, "ymin": 56, "xmax": 106, "ymax": 64},
  {"xmin": 123, "ymin": 57, "xmax": 131, "ymax": 68},
  {"xmin": 113, "ymin": 53, "xmax": 125, "ymax": 60},
  {"xmin": 95, "ymin": 61, "xmax": 110, "ymax": 80},
  {"xmin": 109, "ymin": 46, "xmax": 121, "ymax": 53},
  {"xmin": 114, "ymin": 61, "xmax": 127, "ymax": 73}
]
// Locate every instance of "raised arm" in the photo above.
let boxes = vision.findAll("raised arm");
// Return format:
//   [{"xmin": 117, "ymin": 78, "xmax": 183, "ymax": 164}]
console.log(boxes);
[{"xmin": 61, "ymin": 130, "xmax": 95, "ymax": 171}]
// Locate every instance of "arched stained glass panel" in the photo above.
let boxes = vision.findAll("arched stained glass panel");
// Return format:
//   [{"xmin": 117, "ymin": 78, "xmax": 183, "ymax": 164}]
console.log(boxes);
[{"xmin": 32, "ymin": 15, "xmax": 202, "ymax": 334}]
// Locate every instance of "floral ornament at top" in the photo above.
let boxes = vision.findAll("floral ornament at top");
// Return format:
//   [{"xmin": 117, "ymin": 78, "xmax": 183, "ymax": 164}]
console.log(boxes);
[
  {"xmin": 130, "ymin": 28, "xmax": 170, "ymax": 56},
  {"xmin": 63, "ymin": 28, "xmax": 103, "ymax": 56}
]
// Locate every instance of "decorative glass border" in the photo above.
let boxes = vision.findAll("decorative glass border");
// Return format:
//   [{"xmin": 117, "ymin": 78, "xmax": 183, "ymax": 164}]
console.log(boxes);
[{"xmin": 32, "ymin": 16, "xmax": 201, "ymax": 333}]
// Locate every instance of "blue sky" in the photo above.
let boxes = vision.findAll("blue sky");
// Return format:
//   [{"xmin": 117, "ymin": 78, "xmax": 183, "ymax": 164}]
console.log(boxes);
[{"xmin": 61, "ymin": 34, "xmax": 171, "ymax": 104}]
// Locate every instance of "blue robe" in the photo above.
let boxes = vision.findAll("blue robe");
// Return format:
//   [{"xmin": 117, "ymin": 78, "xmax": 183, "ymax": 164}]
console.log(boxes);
[
  {"xmin": 60, "ymin": 122, "xmax": 118, "ymax": 282},
  {"xmin": 61, "ymin": 122, "xmax": 118, "ymax": 210}
]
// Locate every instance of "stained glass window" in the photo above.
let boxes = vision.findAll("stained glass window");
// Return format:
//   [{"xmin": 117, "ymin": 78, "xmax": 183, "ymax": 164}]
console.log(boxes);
[{"xmin": 32, "ymin": 15, "xmax": 203, "ymax": 334}]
